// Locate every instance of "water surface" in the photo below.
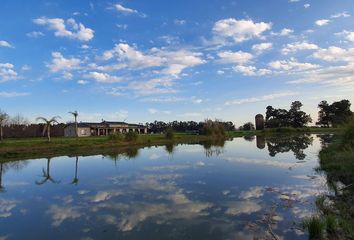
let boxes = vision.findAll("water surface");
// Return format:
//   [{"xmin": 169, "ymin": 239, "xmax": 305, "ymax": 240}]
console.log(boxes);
[{"xmin": 0, "ymin": 135, "xmax": 330, "ymax": 239}]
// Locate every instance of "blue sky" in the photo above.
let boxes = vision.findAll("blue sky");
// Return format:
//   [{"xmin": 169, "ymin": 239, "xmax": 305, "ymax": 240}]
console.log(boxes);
[{"xmin": 1, "ymin": 0, "xmax": 354, "ymax": 125}]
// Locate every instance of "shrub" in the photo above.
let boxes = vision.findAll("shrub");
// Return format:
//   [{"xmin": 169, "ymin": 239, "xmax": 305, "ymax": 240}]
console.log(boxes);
[
  {"xmin": 108, "ymin": 133, "xmax": 124, "ymax": 142},
  {"xmin": 342, "ymin": 118, "xmax": 354, "ymax": 147},
  {"xmin": 125, "ymin": 131, "xmax": 138, "ymax": 142},
  {"xmin": 202, "ymin": 120, "xmax": 226, "ymax": 137},
  {"xmin": 164, "ymin": 128, "xmax": 174, "ymax": 140},
  {"xmin": 303, "ymin": 216, "xmax": 325, "ymax": 239}
]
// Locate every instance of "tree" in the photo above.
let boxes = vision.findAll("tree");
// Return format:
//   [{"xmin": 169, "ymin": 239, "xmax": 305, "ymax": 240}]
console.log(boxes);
[
  {"xmin": 0, "ymin": 109, "xmax": 9, "ymax": 141},
  {"xmin": 36, "ymin": 116, "xmax": 61, "ymax": 142},
  {"xmin": 10, "ymin": 113, "xmax": 29, "ymax": 125},
  {"xmin": 288, "ymin": 101, "xmax": 312, "ymax": 128},
  {"xmin": 239, "ymin": 122, "xmax": 255, "ymax": 131},
  {"xmin": 69, "ymin": 110, "xmax": 79, "ymax": 139},
  {"xmin": 265, "ymin": 101, "xmax": 311, "ymax": 128},
  {"xmin": 317, "ymin": 99, "xmax": 353, "ymax": 127}
]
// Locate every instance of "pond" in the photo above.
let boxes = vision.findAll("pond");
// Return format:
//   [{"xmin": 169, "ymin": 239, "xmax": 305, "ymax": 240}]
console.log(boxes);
[{"xmin": 0, "ymin": 134, "xmax": 332, "ymax": 239}]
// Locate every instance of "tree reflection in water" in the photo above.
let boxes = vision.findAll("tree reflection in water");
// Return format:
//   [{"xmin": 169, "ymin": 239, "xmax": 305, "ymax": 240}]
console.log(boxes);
[
  {"xmin": 202, "ymin": 138, "xmax": 226, "ymax": 157},
  {"xmin": 36, "ymin": 158, "xmax": 60, "ymax": 185},
  {"xmin": 165, "ymin": 143, "xmax": 175, "ymax": 155},
  {"xmin": 265, "ymin": 134, "xmax": 313, "ymax": 160},
  {"xmin": 0, "ymin": 162, "xmax": 4, "ymax": 192},
  {"xmin": 71, "ymin": 156, "xmax": 79, "ymax": 185}
]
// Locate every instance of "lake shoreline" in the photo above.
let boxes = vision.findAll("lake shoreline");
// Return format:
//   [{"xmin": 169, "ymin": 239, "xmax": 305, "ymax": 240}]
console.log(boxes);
[{"xmin": 0, "ymin": 128, "xmax": 340, "ymax": 161}]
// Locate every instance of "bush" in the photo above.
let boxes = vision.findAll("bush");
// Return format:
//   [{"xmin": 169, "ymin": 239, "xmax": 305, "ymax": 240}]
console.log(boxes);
[
  {"xmin": 303, "ymin": 216, "xmax": 325, "ymax": 239},
  {"xmin": 164, "ymin": 128, "xmax": 174, "ymax": 140},
  {"xmin": 202, "ymin": 120, "xmax": 226, "ymax": 137},
  {"xmin": 342, "ymin": 118, "xmax": 354, "ymax": 147},
  {"xmin": 108, "ymin": 133, "xmax": 124, "ymax": 142},
  {"xmin": 125, "ymin": 131, "xmax": 138, "ymax": 142}
]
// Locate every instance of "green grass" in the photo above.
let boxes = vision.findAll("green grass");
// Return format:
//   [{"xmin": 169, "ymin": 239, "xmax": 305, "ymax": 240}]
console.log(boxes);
[
  {"xmin": 303, "ymin": 216, "xmax": 325, "ymax": 240},
  {"xmin": 0, "ymin": 133, "xmax": 228, "ymax": 161}
]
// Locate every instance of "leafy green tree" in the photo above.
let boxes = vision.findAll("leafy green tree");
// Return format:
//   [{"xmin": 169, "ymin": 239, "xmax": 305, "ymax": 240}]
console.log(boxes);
[
  {"xmin": 317, "ymin": 99, "xmax": 353, "ymax": 127},
  {"xmin": 0, "ymin": 109, "xmax": 9, "ymax": 141},
  {"xmin": 239, "ymin": 122, "xmax": 255, "ymax": 131},
  {"xmin": 36, "ymin": 116, "xmax": 61, "ymax": 142},
  {"xmin": 265, "ymin": 101, "xmax": 311, "ymax": 128},
  {"xmin": 288, "ymin": 101, "xmax": 312, "ymax": 128}
]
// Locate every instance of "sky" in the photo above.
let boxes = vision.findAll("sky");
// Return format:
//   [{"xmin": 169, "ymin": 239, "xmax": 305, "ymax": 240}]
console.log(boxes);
[{"xmin": 1, "ymin": 0, "xmax": 354, "ymax": 126}]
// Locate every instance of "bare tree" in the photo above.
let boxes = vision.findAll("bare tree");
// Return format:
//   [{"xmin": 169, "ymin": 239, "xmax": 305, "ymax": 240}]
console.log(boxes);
[
  {"xmin": 10, "ymin": 113, "xmax": 29, "ymax": 126},
  {"xmin": 0, "ymin": 109, "xmax": 9, "ymax": 141},
  {"xmin": 36, "ymin": 116, "xmax": 61, "ymax": 142},
  {"xmin": 69, "ymin": 111, "xmax": 79, "ymax": 139}
]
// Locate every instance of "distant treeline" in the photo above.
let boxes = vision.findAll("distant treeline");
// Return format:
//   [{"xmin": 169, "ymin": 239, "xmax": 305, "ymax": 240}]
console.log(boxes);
[{"xmin": 145, "ymin": 120, "xmax": 235, "ymax": 133}]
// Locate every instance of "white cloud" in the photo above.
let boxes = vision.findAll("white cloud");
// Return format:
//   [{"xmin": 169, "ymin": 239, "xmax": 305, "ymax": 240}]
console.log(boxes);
[
  {"xmin": 0, "ymin": 91, "xmax": 31, "ymax": 97},
  {"xmin": 86, "ymin": 72, "xmax": 122, "ymax": 83},
  {"xmin": 114, "ymin": 4, "xmax": 145, "ymax": 17},
  {"xmin": 336, "ymin": 30, "xmax": 354, "ymax": 42},
  {"xmin": 304, "ymin": 4, "xmax": 310, "ymax": 8},
  {"xmin": 217, "ymin": 51, "xmax": 253, "ymax": 64},
  {"xmin": 315, "ymin": 19, "xmax": 330, "ymax": 26},
  {"xmin": 0, "ymin": 40, "xmax": 13, "ymax": 48},
  {"xmin": 225, "ymin": 201, "xmax": 262, "ymax": 216},
  {"xmin": 174, "ymin": 19, "xmax": 186, "ymax": 25},
  {"xmin": 252, "ymin": 42, "xmax": 273, "ymax": 53},
  {"xmin": 102, "ymin": 43, "xmax": 205, "ymax": 77},
  {"xmin": 33, "ymin": 17, "xmax": 94, "ymax": 41},
  {"xmin": 272, "ymin": 28, "xmax": 294, "ymax": 36},
  {"xmin": 233, "ymin": 65, "xmax": 271, "ymax": 76},
  {"xmin": 77, "ymin": 80, "xmax": 89, "ymax": 85},
  {"xmin": 312, "ymin": 46, "xmax": 354, "ymax": 62},
  {"xmin": 148, "ymin": 108, "xmax": 158, "ymax": 114},
  {"xmin": 281, "ymin": 41, "xmax": 318, "ymax": 55},
  {"xmin": 268, "ymin": 58, "xmax": 319, "ymax": 71},
  {"xmin": 47, "ymin": 52, "xmax": 81, "ymax": 73},
  {"xmin": 225, "ymin": 91, "xmax": 297, "ymax": 106},
  {"xmin": 0, "ymin": 63, "xmax": 19, "ymax": 82},
  {"xmin": 26, "ymin": 31, "xmax": 45, "ymax": 38},
  {"xmin": 213, "ymin": 18, "xmax": 271, "ymax": 44},
  {"xmin": 331, "ymin": 12, "xmax": 351, "ymax": 18}
]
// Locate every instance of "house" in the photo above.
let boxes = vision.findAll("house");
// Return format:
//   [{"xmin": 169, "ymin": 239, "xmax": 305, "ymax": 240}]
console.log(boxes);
[{"xmin": 64, "ymin": 121, "xmax": 147, "ymax": 137}]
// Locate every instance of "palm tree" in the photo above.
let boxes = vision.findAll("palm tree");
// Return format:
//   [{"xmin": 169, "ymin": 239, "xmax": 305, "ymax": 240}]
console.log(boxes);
[
  {"xmin": 36, "ymin": 116, "xmax": 61, "ymax": 142},
  {"xmin": 0, "ymin": 161, "xmax": 4, "ymax": 192},
  {"xmin": 36, "ymin": 158, "xmax": 60, "ymax": 185},
  {"xmin": 0, "ymin": 109, "xmax": 9, "ymax": 141},
  {"xmin": 69, "ymin": 111, "xmax": 79, "ymax": 139},
  {"xmin": 71, "ymin": 156, "xmax": 79, "ymax": 185}
]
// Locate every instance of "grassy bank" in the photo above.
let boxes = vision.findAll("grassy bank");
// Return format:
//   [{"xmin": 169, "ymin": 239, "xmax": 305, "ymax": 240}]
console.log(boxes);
[
  {"xmin": 0, "ymin": 133, "xmax": 229, "ymax": 161},
  {"xmin": 0, "ymin": 127, "xmax": 340, "ymax": 161},
  {"xmin": 303, "ymin": 120, "xmax": 354, "ymax": 239}
]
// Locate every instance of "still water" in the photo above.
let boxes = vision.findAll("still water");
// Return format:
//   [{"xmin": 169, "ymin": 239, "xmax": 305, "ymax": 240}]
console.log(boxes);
[{"xmin": 0, "ymin": 135, "xmax": 331, "ymax": 239}]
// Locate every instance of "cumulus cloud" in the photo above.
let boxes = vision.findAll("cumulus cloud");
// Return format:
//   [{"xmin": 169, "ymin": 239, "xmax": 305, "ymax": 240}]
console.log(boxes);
[
  {"xmin": 217, "ymin": 51, "xmax": 253, "ymax": 64},
  {"xmin": 47, "ymin": 52, "xmax": 81, "ymax": 73},
  {"xmin": 268, "ymin": 58, "xmax": 319, "ymax": 71},
  {"xmin": 252, "ymin": 42, "xmax": 273, "ymax": 53},
  {"xmin": 0, "ymin": 40, "xmax": 13, "ymax": 48},
  {"xmin": 225, "ymin": 91, "xmax": 297, "ymax": 106},
  {"xmin": 85, "ymin": 72, "xmax": 122, "ymax": 83},
  {"xmin": 272, "ymin": 28, "xmax": 294, "ymax": 36},
  {"xmin": 304, "ymin": 4, "xmax": 310, "ymax": 8},
  {"xmin": 312, "ymin": 46, "xmax": 354, "ymax": 62},
  {"xmin": 101, "ymin": 43, "xmax": 205, "ymax": 77},
  {"xmin": 315, "ymin": 19, "xmax": 330, "ymax": 26},
  {"xmin": 233, "ymin": 65, "xmax": 271, "ymax": 76},
  {"xmin": 0, "ymin": 63, "xmax": 19, "ymax": 82},
  {"xmin": 336, "ymin": 30, "xmax": 354, "ymax": 42},
  {"xmin": 33, "ymin": 17, "xmax": 94, "ymax": 41},
  {"xmin": 281, "ymin": 41, "xmax": 318, "ymax": 55},
  {"xmin": 212, "ymin": 18, "xmax": 271, "ymax": 44}
]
